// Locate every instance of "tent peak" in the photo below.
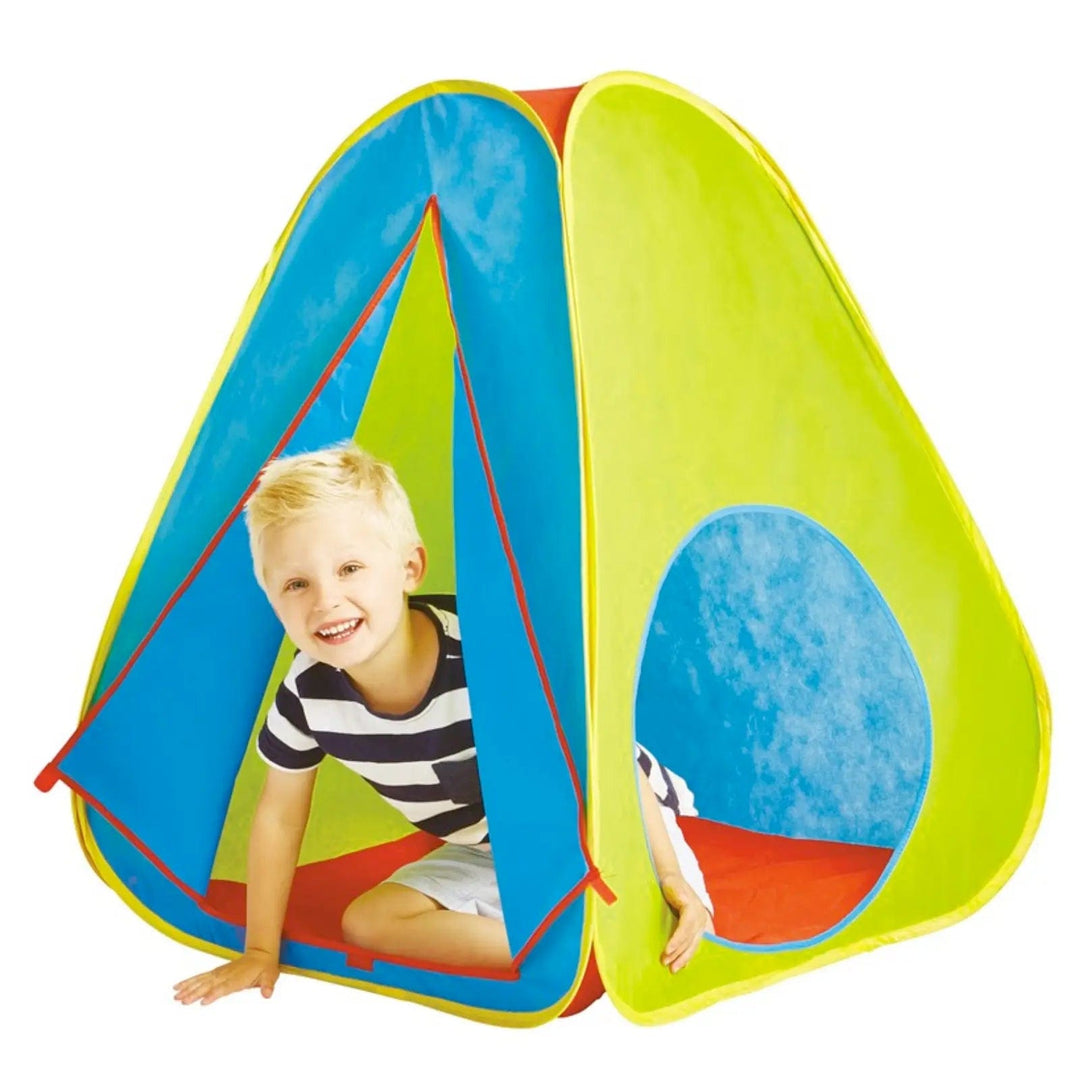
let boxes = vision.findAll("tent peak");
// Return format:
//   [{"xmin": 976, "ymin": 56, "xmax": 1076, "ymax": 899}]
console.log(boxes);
[{"xmin": 514, "ymin": 85, "xmax": 582, "ymax": 157}]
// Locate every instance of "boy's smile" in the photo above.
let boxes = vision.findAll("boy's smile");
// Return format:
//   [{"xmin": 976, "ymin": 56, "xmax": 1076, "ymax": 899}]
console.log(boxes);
[{"xmin": 314, "ymin": 616, "xmax": 364, "ymax": 644}]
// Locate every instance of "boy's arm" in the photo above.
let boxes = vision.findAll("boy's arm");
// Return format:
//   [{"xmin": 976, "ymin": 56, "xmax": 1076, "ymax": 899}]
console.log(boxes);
[
  {"xmin": 173, "ymin": 766, "xmax": 316, "ymax": 1005},
  {"xmin": 637, "ymin": 765, "xmax": 685, "ymax": 881},
  {"xmin": 637, "ymin": 764, "xmax": 712, "ymax": 974},
  {"xmin": 243, "ymin": 766, "xmax": 318, "ymax": 957}
]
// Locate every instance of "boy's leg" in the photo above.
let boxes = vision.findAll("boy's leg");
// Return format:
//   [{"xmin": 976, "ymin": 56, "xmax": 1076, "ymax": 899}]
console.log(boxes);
[{"xmin": 341, "ymin": 883, "xmax": 513, "ymax": 969}]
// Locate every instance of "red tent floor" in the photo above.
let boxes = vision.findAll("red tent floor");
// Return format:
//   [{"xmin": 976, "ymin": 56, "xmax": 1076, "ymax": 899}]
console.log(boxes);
[{"xmin": 204, "ymin": 818, "xmax": 892, "ymax": 1012}]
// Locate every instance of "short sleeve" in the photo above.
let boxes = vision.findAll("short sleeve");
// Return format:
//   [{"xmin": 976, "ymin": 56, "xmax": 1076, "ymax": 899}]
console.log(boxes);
[
  {"xmin": 636, "ymin": 742, "xmax": 698, "ymax": 817},
  {"xmin": 256, "ymin": 675, "xmax": 326, "ymax": 772}
]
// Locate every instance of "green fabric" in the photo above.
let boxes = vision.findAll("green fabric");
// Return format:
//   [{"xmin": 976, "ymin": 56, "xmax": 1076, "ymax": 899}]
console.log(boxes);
[
  {"xmin": 212, "ymin": 217, "xmax": 457, "ymax": 880},
  {"xmin": 564, "ymin": 73, "xmax": 1045, "ymax": 1021}
]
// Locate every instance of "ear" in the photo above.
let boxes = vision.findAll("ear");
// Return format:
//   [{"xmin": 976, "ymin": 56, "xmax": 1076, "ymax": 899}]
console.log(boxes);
[{"xmin": 403, "ymin": 543, "xmax": 427, "ymax": 593}]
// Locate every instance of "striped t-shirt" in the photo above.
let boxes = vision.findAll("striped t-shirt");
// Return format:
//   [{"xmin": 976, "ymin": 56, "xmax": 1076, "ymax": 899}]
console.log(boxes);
[
  {"xmin": 257, "ymin": 595, "xmax": 490, "ymax": 847},
  {"xmin": 257, "ymin": 594, "xmax": 698, "ymax": 847}
]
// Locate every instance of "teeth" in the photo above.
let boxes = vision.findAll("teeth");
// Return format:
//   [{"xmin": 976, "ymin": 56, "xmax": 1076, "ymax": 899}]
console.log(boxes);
[{"xmin": 317, "ymin": 618, "xmax": 360, "ymax": 637}]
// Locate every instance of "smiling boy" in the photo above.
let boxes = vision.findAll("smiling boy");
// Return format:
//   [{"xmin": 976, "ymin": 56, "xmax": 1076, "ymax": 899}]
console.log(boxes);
[{"xmin": 173, "ymin": 441, "xmax": 713, "ymax": 1006}]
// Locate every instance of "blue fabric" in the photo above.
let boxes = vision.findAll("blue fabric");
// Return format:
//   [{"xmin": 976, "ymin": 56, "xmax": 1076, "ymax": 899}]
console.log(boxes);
[
  {"xmin": 433, "ymin": 100, "xmax": 587, "ymax": 785},
  {"xmin": 96, "ymin": 108, "xmax": 433, "ymax": 699},
  {"xmin": 453, "ymin": 365, "xmax": 589, "ymax": 958},
  {"xmin": 61, "ymin": 92, "xmax": 588, "ymax": 998},
  {"xmin": 64, "ymin": 265, "xmax": 411, "ymax": 893},
  {"xmin": 95, "ymin": 97, "xmax": 586, "ymax": 801},
  {"xmin": 86, "ymin": 807, "xmax": 586, "ymax": 1013},
  {"xmin": 635, "ymin": 506, "xmax": 931, "ymax": 849}
]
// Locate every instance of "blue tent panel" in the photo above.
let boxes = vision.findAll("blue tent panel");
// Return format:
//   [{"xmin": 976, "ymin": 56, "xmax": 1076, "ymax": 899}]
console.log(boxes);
[
  {"xmin": 453, "ymin": 363, "xmax": 591, "ymax": 959},
  {"xmin": 61, "ymin": 265, "xmax": 412, "ymax": 893}
]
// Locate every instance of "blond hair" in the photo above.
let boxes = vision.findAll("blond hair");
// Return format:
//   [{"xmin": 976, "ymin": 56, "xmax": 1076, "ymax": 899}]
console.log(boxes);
[{"xmin": 244, "ymin": 441, "xmax": 422, "ymax": 590}]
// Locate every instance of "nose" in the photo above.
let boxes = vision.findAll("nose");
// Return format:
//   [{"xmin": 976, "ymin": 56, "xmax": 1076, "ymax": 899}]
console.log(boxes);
[{"xmin": 310, "ymin": 579, "xmax": 344, "ymax": 615}]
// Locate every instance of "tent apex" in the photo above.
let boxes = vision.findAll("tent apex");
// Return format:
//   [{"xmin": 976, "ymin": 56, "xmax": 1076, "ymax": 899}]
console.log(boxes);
[{"xmin": 514, "ymin": 85, "xmax": 582, "ymax": 157}]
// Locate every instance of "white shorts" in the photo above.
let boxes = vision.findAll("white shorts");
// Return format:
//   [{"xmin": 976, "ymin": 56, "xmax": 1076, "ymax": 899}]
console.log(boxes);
[
  {"xmin": 386, "ymin": 843, "xmax": 504, "ymax": 919},
  {"xmin": 386, "ymin": 812, "xmax": 714, "ymax": 921}
]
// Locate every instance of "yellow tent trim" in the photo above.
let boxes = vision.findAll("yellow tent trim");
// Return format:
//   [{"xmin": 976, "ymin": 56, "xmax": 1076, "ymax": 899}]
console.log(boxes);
[{"xmin": 70, "ymin": 792, "xmax": 594, "ymax": 1026}]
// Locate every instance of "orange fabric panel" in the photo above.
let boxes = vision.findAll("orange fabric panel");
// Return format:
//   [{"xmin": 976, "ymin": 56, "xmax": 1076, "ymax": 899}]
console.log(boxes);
[
  {"xmin": 679, "ymin": 817, "xmax": 893, "ymax": 945},
  {"xmin": 206, "ymin": 832, "xmax": 442, "ymax": 944},
  {"xmin": 205, "ymin": 816, "xmax": 889, "ymax": 989},
  {"xmin": 206, "ymin": 834, "xmax": 519, "ymax": 978},
  {"xmin": 515, "ymin": 86, "xmax": 582, "ymax": 157},
  {"xmin": 559, "ymin": 947, "xmax": 605, "ymax": 1016},
  {"xmin": 209, "ymin": 832, "xmax": 606, "ymax": 1007}
]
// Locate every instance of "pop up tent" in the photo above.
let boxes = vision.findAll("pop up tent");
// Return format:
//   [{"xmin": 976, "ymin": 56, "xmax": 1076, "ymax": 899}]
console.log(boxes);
[{"xmin": 36, "ymin": 72, "xmax": 1049, "ymax": 1026}]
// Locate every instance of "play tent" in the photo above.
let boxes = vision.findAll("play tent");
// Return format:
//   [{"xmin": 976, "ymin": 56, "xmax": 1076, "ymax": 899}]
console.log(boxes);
[{"xmin": 36, "ymin": 72, "xmax": 1049, "ymax": 1026}]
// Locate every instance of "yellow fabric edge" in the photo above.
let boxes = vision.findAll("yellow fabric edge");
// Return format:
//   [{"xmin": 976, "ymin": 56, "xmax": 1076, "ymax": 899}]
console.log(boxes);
[
  {"xmin": 546, "ymin": 88, "xmax": 606, "ymax": 1013},
  {"xmin": 566, "ymin": 70, "xmax": 1052, "ymax": 1026},
  {"xmin": 558, "ymin": 121, "xmax": 605, "ymax": 974},
  {"xmin": 72, "ymin": 78, "xmax": 556, "ymax": 727},
  {"xmin": 72, "ymin": 791, "xmax": 595, "ymax": 1026}
]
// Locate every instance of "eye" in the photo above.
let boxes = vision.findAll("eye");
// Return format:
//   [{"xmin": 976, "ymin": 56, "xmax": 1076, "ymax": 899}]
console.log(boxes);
[
  {"xmin": 283, "ymin": 579, "xmax": 307, "ymax": 593},
  {"xmin": 342, "ymin": 563, "xmax": 364, "ymax": 575}
]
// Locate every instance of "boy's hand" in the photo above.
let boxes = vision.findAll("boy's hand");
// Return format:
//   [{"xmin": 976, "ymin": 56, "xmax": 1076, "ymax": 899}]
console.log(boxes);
[
  {"xmin": 172, "ymin": 949, "xmax": 279, "ymax": 1006},
  {"xmin": 659, "ymin": 873, "xmax": 712, "ymax": 974}
]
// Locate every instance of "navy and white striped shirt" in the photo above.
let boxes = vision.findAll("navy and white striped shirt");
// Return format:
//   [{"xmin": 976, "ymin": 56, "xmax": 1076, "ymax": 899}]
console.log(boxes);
[
  {"xmin": 257, "ymin": 595, "xmax": 491, "ymax": 847},
  {"xmin": 257, "ymin": 594, "xmax": 698, "ymax": 848}
]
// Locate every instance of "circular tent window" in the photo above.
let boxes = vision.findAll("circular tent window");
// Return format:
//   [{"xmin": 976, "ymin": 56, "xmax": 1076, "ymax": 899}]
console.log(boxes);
[{"xmin": 635, "ymin": 506, "xmax": 932, "ymax": 949}]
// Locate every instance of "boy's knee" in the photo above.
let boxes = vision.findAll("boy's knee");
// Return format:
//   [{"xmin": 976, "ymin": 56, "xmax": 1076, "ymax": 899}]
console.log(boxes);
[
  {"xmin": 340, "ymin": 883, "xmax": 435, "ymax": 948},
  {"xmin": 341, "ymin": 888, "xmax": 384, "ymax": 947}
]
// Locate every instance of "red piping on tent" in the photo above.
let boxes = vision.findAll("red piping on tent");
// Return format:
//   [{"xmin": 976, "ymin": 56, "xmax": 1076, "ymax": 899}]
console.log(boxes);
[
  {"xmin": 38, "ymin": 196, "xmax": 612, "ymax": 982},
  {"xmin": 429, "ymin": 201, "xmax": 614, "ymax": 917},
  {"xmin": 198, "ymin": 816, "xmax": 894, "ymax": 1014},
  {"xmin": 34, "ymin": 201, "xmax": 434, "ymax": 793}
]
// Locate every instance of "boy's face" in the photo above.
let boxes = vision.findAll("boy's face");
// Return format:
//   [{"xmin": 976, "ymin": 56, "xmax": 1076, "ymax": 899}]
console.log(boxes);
[{"xmin": 259, "ymin": 500, "xmax": 425, "ymax": 669}]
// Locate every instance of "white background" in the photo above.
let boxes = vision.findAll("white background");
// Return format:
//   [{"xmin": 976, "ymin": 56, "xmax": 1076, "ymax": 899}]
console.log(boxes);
[{"xmin": 2, "ymin": 1, "xmax": 1075, "ymax": 1076}]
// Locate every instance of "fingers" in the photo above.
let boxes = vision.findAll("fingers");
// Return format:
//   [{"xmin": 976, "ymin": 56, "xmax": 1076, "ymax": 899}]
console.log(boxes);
[
  {"xmin": 662, "ymin": 927, "xmax": 690, "ymax": 965},
  {"xmin": 174, "ymin": 956, "xmax": 280, "ymax": 1005},
  {"xmin": 172, "ymin": 962, "xmax": 250, "ymax": 1006},
  {"xmin": 199, "ymin": 981, "xmax": 232, "ymax": 1007},
  {"xmin": 664, "ymin": 929, "xmax": 702, "ymax": 972},
  {"xmin": 174, "ymin": 973, "xmax": 217, "ymax": 1005},
  {"xmin": 660, "ymin": 903, "xmax": 710, "ymax": 974},
  {"xmin": 172, "ymin": 968, "xmax": 220, "ymax": 993},
  {"xmin": 662, "ymin": 925, "xmax": 697, "ymax": 972},
  {"xmin": 664, "ymin": 928, "xmax": 703, "ymax": 973},
  {"xmin": 176, "ymin": 975, "xmax": 230, "ymax": 1005}
]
